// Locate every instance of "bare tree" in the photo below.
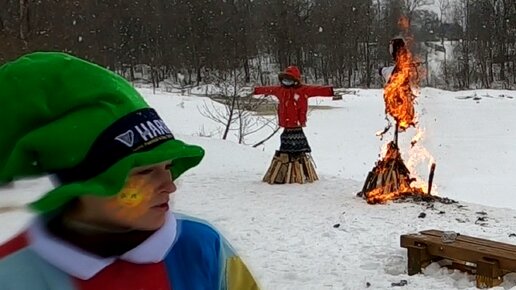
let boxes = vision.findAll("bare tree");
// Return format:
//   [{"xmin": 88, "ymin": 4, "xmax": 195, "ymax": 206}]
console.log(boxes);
[
  {"xmin": 199, "ymin": 68, "xmax": 278, "ymax": 144},
  {"xmin": 403, "ymin": 0, "xmax": 435, "ymax": 22},
  {"xmin": 234, "ymin": 96, "xmax": 279, "ymax": 145},
  {"xmin": 437, "ymin": 0, "xmax": 450, "ymax": 83},
  {"xmin": 18, "ymin": 0, "xmax": 28, "ymax": 41}
]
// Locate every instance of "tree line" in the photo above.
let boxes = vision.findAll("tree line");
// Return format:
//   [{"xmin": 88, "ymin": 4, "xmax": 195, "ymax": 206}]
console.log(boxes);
[{"xmin": 1, "ymin": 0, "xmax": 515, "ymax": 89}]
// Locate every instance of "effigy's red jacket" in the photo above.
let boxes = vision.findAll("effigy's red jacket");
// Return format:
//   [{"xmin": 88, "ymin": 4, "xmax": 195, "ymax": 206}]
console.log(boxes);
[{"xmin": 253, "ymin": 66, "xmax": 334, "ymax": 128}]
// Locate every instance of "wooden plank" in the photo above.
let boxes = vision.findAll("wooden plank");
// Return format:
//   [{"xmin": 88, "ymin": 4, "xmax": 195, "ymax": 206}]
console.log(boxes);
[
  {"xmin": 291, "ymin": 161, "xmax": 297, "ymax": 183},
  {"xmin": 269, "ymin": 161, "xmax": 282, "ymax": 184},
  {"xmin": 277, "ymin": 163, "xmax": 288, "ymax": 183},
  {"xmin": 301, "ymin": 157, "xmax": 310, "ymax": 182},
  {"xmin": 286, "ymin": 162, "xmax": 293, "ymax": 183},
  {"xmin": 401, "ymin": 234, "xmax": 516, "ymax": 271},
  {"xmin": 303, "ymin": 157, "xmax": 316, "ymax": 183},
  {"xmin": 308, "ymin": 160, "xmax": 318, "ymax": 181},
  {"xmin": 279, "ymin": 152, "xmax": 289, "ymax": 162},
  {"xmin": 262, "ymin": 161, "xmax": 274, "ymax": 183},
  {"xmin": 421, "ymin": 230, "xmax": 516, "ymax": 253},
  {"xmin": 361, "ymin": 171, "xmax": 373, "ymax": 193},
  {"xmin": 296, "ymin": 162, "xmax": 304, "ymax": 184}
]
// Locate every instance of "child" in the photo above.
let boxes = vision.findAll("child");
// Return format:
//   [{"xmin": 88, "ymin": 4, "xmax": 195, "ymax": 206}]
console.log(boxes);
[{"xmin": 0, "ymin": 52, "xmax": 259, "ymax": 290}]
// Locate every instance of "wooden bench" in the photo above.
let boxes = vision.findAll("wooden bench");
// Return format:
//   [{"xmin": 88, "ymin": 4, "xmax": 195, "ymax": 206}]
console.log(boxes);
[{"xmin": 401, "ymin": 229, "xmax": 516, "ymax": 288}]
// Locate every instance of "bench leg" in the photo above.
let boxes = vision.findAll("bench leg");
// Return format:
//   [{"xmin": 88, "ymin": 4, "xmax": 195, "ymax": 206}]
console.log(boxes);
[
  {"xmin": 407, "ymin": 244, "xmax": 430, "ymax": 275},
  {"xmin": 476, "ymin": 258, "xmax": 502, "ymax": 289}
]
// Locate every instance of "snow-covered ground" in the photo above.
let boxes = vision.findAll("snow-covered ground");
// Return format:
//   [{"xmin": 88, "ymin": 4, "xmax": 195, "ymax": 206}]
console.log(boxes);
[{"xmin": 1, "ymin": 87, "xmax": 516, "ymax": 289}]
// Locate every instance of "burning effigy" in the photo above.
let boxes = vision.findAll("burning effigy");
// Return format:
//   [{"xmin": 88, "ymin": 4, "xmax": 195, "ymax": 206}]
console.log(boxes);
[{"xmin": 359, "ymin": 17, "xmax": 438, "ymax": 204}]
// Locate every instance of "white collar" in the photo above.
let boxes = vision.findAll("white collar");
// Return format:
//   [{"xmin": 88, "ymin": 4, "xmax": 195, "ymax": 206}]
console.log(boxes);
[{"xmin": 28, "ymin": 212, "xmax": 177, "ymax": 280}]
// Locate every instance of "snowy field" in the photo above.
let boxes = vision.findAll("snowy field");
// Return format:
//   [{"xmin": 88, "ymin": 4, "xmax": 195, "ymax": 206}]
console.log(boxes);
[{"xmin": 1, "ymin": 86, "xmax": 516, "ymax": 289}]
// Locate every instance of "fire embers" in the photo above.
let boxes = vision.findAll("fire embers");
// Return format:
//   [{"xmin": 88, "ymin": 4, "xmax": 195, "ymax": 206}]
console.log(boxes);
[{"xmin": 360, "ymin": 141, "xmax": 428, "ymax": 204}]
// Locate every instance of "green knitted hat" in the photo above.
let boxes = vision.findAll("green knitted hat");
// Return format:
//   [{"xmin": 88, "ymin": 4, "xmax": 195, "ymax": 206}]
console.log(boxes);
[{"xmin": 0, "ymin": 52, "xmax": 204, "ymax": 213}]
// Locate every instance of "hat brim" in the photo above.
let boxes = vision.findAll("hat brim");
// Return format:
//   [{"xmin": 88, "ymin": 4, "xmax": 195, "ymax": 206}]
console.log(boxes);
[
  {"xmin": 278, "ymin": 72, "xmax": 301, "ymax": 83},
  {"xmin": 29, "ymin": 139, "xmax": 204, "ymax": 213}
]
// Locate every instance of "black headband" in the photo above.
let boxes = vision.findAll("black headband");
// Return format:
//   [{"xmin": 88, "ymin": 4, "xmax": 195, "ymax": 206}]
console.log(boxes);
[{"xmin": 54, "ymin": 108, "xmax": 175, "ymax": 184}]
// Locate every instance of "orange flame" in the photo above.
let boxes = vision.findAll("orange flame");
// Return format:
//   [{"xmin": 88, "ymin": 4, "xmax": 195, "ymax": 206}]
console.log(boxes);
[
  {"xmin": 365, "ymin": 142, "xmax": 426, "ymax": 204},
  {"xmin": 384, "ymin": 17, "xmax": 422, "ymax": 131},
  {"xmin": 367, "ymin": 185, "xmax": 425, "ymax": 204},
  {"xmin": 384, "ymin": 50, "xmax": 418, "ymax": 130},
  {"xmin": 398, "ymin": 16, "xmax": 410, "ymax": 30}
]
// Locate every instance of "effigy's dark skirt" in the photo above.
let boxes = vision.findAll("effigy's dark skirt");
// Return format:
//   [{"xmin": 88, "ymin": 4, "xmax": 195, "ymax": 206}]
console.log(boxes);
[{"xmin": 279, "ymin": 127, "xmax": 311, "ymax": 153}]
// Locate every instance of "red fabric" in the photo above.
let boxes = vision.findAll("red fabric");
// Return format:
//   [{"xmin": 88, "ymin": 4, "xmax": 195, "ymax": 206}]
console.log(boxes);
[
  {"xmin": 280, "ymin": 66, "xmax": 302, "ymax": 82},
  {"xmin": 0, "ymin": 232, "xmax": 172, "ymax": 290},
  {"xmin": 0, "ymin": 232, "xmax": 28, "ymax": 259},
  {"xmin": 75, "ymin": 260, "xmax": 172, "ymax": 290},
  {"xmin": 254, "ymin": 84, "xmax": 334, "ymax": 128}
]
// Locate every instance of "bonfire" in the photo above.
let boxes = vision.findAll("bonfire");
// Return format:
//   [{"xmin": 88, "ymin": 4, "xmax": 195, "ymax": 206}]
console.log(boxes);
[{"xmin": 360, "ymin": 17, "xmax": 437, "ymax": 204}]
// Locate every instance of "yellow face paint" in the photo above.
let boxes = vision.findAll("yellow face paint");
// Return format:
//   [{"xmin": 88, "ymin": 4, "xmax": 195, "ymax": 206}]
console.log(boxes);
[
  {"xmin": 116, "ymin": 176, "xmax": 150, "ymax": 208},
  {"xmin": 117, "ymin": 188, "xmax": 144, "ymax": 207}
]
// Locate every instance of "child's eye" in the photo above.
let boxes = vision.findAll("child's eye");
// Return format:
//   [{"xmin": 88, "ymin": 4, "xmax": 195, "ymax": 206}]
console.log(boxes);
[
  {"xmin": 135, "ymin": 168, "xmax": 153, "ymax": 175},
  {"xmin": 165, "ymin": 163, "xmax": 173, "ymax": 170}
]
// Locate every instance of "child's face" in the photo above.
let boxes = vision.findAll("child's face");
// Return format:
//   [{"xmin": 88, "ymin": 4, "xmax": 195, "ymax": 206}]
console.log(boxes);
[{"xmin": 76, "ymin": 161, "xmax": 176, "ymax": 231}]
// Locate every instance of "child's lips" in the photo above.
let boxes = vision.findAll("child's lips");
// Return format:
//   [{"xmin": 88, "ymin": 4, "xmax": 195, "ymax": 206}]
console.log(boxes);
[{"xmin": 152, "ymin": 201, "xmax": 169, "ymax": 211}]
